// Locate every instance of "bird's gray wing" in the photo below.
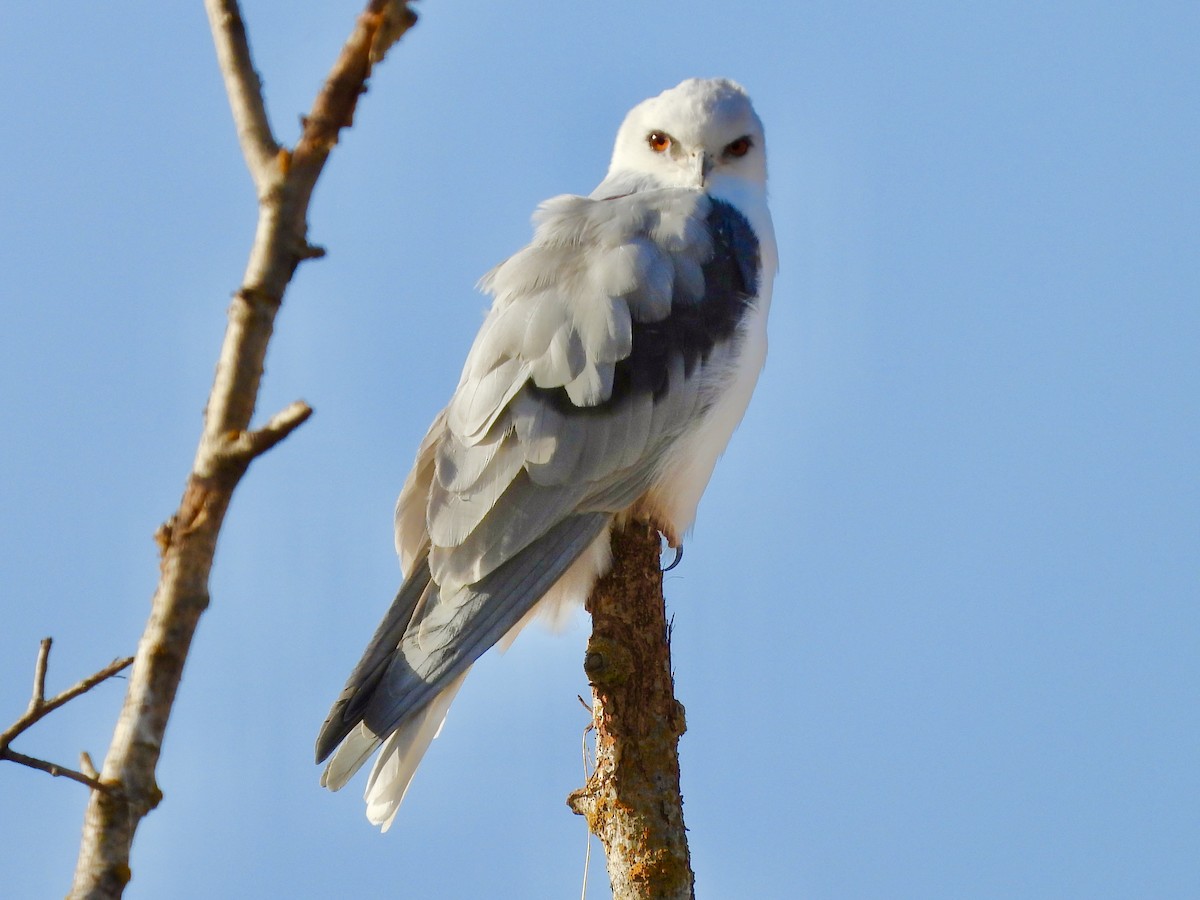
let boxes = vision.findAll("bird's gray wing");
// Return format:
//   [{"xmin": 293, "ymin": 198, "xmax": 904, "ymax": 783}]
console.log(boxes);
[
  {"xmin": 316, "ymin": 188, "xmax": 761, "ymax": 763},
  {"xmin": 359, "ymin": 512, "xmax": 610, "ymax": 743},
  {"xmin": 430, "ymin": 188, "xmax": 761, "ymax": 588}
]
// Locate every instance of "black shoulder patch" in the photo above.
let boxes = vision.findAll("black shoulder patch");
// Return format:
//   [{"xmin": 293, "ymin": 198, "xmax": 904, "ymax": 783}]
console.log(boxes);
[{"xmin": 533, "ymin": 199, "xmax": 760, "ymax": 414}]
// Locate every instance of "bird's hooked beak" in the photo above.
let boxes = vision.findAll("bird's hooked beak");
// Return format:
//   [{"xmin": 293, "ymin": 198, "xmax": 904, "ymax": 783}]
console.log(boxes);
[{"xmin": 690, "ymin": 150, "xmax": 714, "ymax": 188}]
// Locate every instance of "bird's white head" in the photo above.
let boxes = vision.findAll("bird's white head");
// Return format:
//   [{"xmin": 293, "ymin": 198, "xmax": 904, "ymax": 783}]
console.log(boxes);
[{"xmin": 605, "ymin": 78, "xmax": 767, "ymax": 196}]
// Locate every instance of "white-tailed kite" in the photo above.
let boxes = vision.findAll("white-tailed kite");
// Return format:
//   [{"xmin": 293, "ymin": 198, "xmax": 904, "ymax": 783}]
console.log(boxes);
[{"xmin": 316, "ymin": 77, "xmax": 777, "ymax": 830}]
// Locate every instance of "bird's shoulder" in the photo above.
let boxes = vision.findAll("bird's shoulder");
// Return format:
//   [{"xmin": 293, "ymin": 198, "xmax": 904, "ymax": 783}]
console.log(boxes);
[{"xmin": 453, "ymin": 186, "xmax": 759, "ymax": 427}]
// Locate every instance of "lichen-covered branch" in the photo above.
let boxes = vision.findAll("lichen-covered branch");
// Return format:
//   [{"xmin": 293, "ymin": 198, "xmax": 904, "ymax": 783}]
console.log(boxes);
[
  {"xmin": 568, "ymin": 521, "xmax": 695, "ymax": 900},
  {"xmin": 66, "ymin": 4, "xmax": 417, "ymax": 897}
]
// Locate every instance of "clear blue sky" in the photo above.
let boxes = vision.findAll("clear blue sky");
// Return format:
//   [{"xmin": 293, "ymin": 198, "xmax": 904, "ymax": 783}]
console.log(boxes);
[{"xmin": 2, "ymin": 2, "xmax": 1197, "ymax": 897}]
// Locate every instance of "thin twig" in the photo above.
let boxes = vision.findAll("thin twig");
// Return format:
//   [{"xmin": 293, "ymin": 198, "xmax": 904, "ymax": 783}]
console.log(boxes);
[
  {"xmin": 3, "ymin": 748, "xmax": 113, "ymax": 794},
  {"xmin": 226, "ymin": 400, "xmax": 314, "ymax": 463},
  {"xmin": 1, "ymin": 638, "xmax": 132, "ymax": 794},
  {"xmin": 289, "ymin": 0, "xmax": 418, "ymax": 193},
  {"xmin": 80, "ymin": 751, "xmax": 100, "ymax": 781},
  {"xmin": 0, "ymin": 640, "xmax": 134, "ymax": 751},
  {"xmin": 31, "ymin": 637, "xmax": 51, "ymax": 708},
  {"xmin": 204, "ymin": 0, "xmax": 280, "ymax": 192}
]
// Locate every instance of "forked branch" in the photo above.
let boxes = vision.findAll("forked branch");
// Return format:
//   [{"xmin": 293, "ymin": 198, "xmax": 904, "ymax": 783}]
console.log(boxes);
[
  {"xmin": 0, "ymin": 638, "xmax": 133, "ymax": 794},
  {"xmin": 66, "ymin": 3, "xmax": 417, "ymax": 897}
]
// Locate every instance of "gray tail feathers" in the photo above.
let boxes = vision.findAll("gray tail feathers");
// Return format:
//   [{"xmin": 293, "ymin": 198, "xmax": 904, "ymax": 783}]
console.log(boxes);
[
  {"xmin": 315, "ymin": 561, "xmax": 432, "ymax": 764},
  {"xmin": 315, "ymin": 512, "xmax": 610, "ymax": 773}
]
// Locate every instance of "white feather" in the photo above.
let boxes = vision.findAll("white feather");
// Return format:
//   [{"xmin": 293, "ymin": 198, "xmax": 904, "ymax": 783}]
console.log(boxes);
[{"xmin": 363, "ymin": 671, "xmax": 468, "ymax": 832}]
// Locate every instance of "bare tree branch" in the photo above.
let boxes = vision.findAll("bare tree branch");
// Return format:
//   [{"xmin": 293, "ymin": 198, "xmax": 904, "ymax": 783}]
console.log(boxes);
[
  {"xmin": 32, "ymin": 636, "xmax": 51, "ymax": 706},
  {"xmin": 203, "ymin": 0, "xmax": 279, "ymax": 191},
  {"xmin": 4, "ymin": 749, "xmax": 111, "ymax": 794},
  {"xmin": 1, "ymin": 638, "xmax": 133, "ymax": 794},
  {"xmin": 225, "ymin": 399, "xmax": 315, "ymax": 463},
  {"xmin": 1, "ymin": 639, "xmax": 135, "ymax": 752},
  {"xmin": 568, "ymin": 521, "xmax": 696, "ymax": 899},
  {"xmin": 66, "ymin": 3, "xmax": 418, "ymax": 896}
]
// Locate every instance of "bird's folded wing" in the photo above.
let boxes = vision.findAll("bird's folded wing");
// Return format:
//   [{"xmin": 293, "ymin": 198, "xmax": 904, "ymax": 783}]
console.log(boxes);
[
  {"xmin": 427, "ymin": 188, "xmax": 760, "ymax": 591},
  {"xmin": 361, "ymin": 511, "xmax": 611, "ymax": 743},
  {"xmin": 318, "ymin": 189, "xmax": 761, "ymax": 764}
]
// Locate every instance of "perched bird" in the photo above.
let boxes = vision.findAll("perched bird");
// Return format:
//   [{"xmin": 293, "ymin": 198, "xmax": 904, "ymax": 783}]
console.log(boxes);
[{"xmin": 316, "ymin": 77, "xmax": 778, "ymax": 830}]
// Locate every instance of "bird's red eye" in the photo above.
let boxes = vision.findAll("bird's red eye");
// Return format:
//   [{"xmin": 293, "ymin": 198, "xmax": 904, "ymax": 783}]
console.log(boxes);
[
  {"xmin": 724, "ymin": 136, "xmax": 752, "ymax": 158},
  {"xmin": 647, "ymin": 131, "xmax": 671, "ymax": 153}
]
